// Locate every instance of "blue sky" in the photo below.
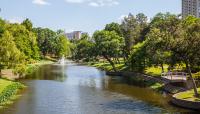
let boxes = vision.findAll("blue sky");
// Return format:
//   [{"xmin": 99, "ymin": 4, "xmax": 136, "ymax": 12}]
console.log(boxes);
[{"xmin": 0, "ymin": 0, "xmax": 181, "ymax": 34}]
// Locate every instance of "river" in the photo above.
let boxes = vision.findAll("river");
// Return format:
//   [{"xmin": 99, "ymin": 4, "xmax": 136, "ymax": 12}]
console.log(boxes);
[{"xmin": 0, "ymin": 62, "xmax": 196, "ymax": 114}]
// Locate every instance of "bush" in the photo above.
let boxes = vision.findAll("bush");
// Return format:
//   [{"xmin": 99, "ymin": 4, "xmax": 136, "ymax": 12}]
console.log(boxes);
[
  {"xmin": 0, "ymin": 82, "xmax": 24, "ymax": 104},
  {"xmin": 193, "ymin": 72, "xmax": 200, "ymax": 80},
  {"xmin": 13, "ymin": 64, "xmax": 26, "ymax": 77}
]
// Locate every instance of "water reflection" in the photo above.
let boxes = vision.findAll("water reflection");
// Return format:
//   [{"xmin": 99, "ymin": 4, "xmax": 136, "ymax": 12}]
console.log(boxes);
[
  {"xmin": 26, "ymin": 64, "xmax": 68, "ymax": 82},
  {"xmin": 0, "ymin": 63, "xmax": 196, "ymax": 114}
]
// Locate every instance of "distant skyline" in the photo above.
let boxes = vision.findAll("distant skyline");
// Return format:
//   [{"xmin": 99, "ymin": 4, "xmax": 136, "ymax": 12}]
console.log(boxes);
[{"xmin": 0, "ymin": 0, "xmax": 181, "ymax": 34}]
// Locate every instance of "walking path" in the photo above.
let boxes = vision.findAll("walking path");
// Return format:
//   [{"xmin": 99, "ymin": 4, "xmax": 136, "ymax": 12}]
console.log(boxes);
[
  {"xmin": 0, "ymin": 69, "xmax": 19, "ymax": 80},
  {"xmin": 161, "ymin": 72, "xmax": 187, "ymax": 82}
]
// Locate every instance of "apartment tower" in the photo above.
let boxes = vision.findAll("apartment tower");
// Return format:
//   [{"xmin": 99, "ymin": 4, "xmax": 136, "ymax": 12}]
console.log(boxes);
[{"xmin": 182, "ymin": 0, "xmax": 200, "ymax": 18}]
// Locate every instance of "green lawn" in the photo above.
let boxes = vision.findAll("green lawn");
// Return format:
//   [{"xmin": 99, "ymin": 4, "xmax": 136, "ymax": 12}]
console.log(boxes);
[
  {"xmin": 145, "ymin": 65, "xmax": 200, "ymax": 80},
  {"xmin": 175, "ymin": 88, "xmax": 200, "ymax": 102},
  {"xmin": 0, "ymin": 79, "xmax": 13, "ymax": 93},
  {"xmin": 145, "ymin": 65, "xmax": 169, "ymax": 77},
  {"xmin": 89, "ymin": 61, "xmax": 126, "ymax": 71},
  {"xmin": 26, "ymin": 60, "xmax": 54, "ymax": 75},
  {"xmin": 28, "ymin": 60, "xmax": 54, "ymax": 66},
  {"xmin": 90, "ymin": 60, "xmax": 200, "ymax": 80},
  {"xmin": 0, "ymin": 79, "xmax": 24, "ymax": 107},
  {"xmin": 193, "ymin": 72, "xmax": 200, "ymax": 80}
]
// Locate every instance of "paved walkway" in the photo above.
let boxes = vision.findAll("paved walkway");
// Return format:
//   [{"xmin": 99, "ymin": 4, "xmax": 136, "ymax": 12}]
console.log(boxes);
[
  {"xmin": 161, "ymin": 72, "xmax": 187, "ymax": 82},
  {"xmin": 163, "ymin": 76, "xmax": 187, "ymax": 81},
  {"xmin": 0, "ymin": 69, "xmax": 19, "ymax": 80}
]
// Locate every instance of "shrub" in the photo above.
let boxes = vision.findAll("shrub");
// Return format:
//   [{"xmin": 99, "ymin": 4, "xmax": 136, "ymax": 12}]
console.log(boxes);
[{"xmin": 0, "ymin": 82, "xmax": 24, "ymax": 104}]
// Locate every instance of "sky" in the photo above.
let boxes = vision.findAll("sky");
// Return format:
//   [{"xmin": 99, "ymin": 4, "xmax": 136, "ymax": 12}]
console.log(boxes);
[{"xmin": 0, "ymin": 0, "xmax": 181, "ymax": 34}]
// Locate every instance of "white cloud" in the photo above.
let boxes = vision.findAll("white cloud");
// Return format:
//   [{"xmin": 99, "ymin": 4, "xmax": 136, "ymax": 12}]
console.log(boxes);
[
  {"xmin": 88, "ymin": 2, "xmax": 99, "ymax": 7},
  {"xmin": 32, "ymin": 0, "xmax": 50, "ymax": 5},
  {"xmin": 65, "ymin": 0, "xmax": 86, "ymax": 3},
  {"xmin": 65, "ymin": 0, "xmax": 119, "ymax": 7}
]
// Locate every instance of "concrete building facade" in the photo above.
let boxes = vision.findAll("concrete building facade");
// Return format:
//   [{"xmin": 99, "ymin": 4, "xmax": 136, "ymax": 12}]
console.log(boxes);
[
  {"xmin": 65, "ymin": 31, "xmax": 88, "ymax": 41},
  {"xmin": 182, "ymin": 0, "xmax": 200, "ymax": 18},
  {"xmin": 65, "ymin": 31, "xmax": 82, "ymax": 40}
]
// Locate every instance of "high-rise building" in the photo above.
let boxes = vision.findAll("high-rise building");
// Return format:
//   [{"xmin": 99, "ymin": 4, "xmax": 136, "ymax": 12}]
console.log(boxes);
[
  {"xmin": 182, "ymin": 0, "xmax": 200, "ymax": 18},
  {"xmin": 198, "ymin": 0, "xmax": 200, "ymax": 17},
  {"xmin": 65, "ymin": 31, "xmax": 88, "ymax": 40}
]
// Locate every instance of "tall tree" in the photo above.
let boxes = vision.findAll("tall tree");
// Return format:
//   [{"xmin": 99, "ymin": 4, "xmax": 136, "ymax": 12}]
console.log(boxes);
[
  {"xmin": 128, "ymin": 41, "xmax": 147, "ymax": 72},
  {"xmin": 105, "ymin": 22, "xmax": 122, "ymax": 36},
  {"xmin": 172, "ymin": 16, "xmax": 200, "ymax": 97},
  {"xmin": 55, "ymin": 35, "xmax": 71, "ymax": 57},
  {"xmin": 33, "ymin": 27, "xmax": 56, "ymax": 56},
  {"xmin": 74, "ymin": 38, "xmax": 95, "ymax": 61},
  {"xmin": 21, "ymin": 18, "xmax": 33, "ymax": 31},
  {"xmin": 93, "ymin": 30, "xmax": 124, "ymax": 72},
  {"xmin": 8, "ymin": 24, "xmax": 40, "ymax": 60},
  {"xmin": 120, "ymin": 13, "xmax": 148, "ymax": 59},
  {"xmin": 146, "ymin": 28, "xmax": 172, "ymax": 72},
  {"xmin": 0, "ymin": 31, "xmax": 24, "ymax": 71}
]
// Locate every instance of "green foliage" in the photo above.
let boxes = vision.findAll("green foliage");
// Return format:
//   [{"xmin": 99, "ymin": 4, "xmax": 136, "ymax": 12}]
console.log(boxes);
[
  {"xmin": 73, "ymin": 37, "xmax": 95, "ymax": 61},
  {"xmin": 175, "ymin": 88, "xmax": 200, "ymax": 101},
  {"xmin": 121, "ymin": 13, "xmax": 148, "ymax": 57},
  {"xmin": 93, "ymin": 30, "xmax": 124, "ymax": 57},
  {"xmin": 0, "ymin": 18, "xmax": 5, "ymax": 36},
  {"xmin": 147, "ymin": 14, "xmax": 200, "ymax": 96},
  {"xmin": 13, "ymin": 64, "xmax": 27, "ymax": 76},
  {"xmin": 21, "ymin": 18, "xmax": 33, "ymax": 31},
  {"xmin": 33, "ymin": 27, "xmax": 57, "ymax": 56},
  {"xmin": 0, "ymin": 81, "xmax": 24, "ymax": 105},
  {"xmin": 145, "ymin": 65, "xmax": 168, "ymax": 77},
  {"xmin": 0, "ymin": 17, "xmax": 73, "ymax": 76},
  {"xmin": 0, "ymin": 31, "xmax": 25, "ymax": 68},
  {"xmin": 128, "ymin": 41, "xmax": 147, "ymax": 72},
  {"xmin": 55, "ymin": 35, "xmax": 71, "ymax": 57},
  {"xmin": 8, "ymin": 24, "xmax": 40, "ymax": 60},
  {"xmin": 105, "ymin": 22, "xmax": 122, "ymax": 36},
  {"xmin": 193, "ymin": 71, "xmax": 200, "ymax": 80},
  {"xmin": 33, "ymin": 28, "xmax": 72, "ymax": 57},
  {"xmin": 90, "ymin": 60, "xmax": 126, "ymax": 71},
  {"xmin": 93, "ymin": 30, "xmax": 124, "ymax": 71},
  {"xmin": 146, "ymin": 28, "xmax": 172, "ymax": 69}
]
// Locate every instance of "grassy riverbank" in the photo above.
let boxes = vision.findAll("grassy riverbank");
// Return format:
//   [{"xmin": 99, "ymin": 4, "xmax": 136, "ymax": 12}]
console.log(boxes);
[
  {"xmin": 88, "ymin": 61, "xmax": 164, "ymax": 91},
  {"xmin": 1, "ymin": 59, "xmax": 55, "ymax": 80},
  {"xmin": 89, "ymin": 60, "xmax": 200, "ymax": 80},
  {"xmin": 88, "ymin": 60, "xmax": 127, "ymax": 71},
  {"xmin": 0, "ymin": 79, "xmax": 24, "ymax": 108},
  {"xmin": 88, "ymin": 60, "xmax": 164, "ymax": 76},
  {"xmin": 0, "ymin": 58, "xmax": 55, "ymax": 108},
  {"xmin": 25, "ymin": 60, "xmax": 54, "ymax": 76},
  {"xmin": 175, "ymin": 88, "xmax": 200, "ymax": 102}
]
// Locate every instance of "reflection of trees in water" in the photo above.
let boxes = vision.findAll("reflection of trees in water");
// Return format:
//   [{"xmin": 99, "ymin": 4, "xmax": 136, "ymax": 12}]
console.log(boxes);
[
  {"xmin": 30, "ymin": 65, "xmax": 67, "ymax": 82},
  {"xmin": 102, "ymin": 76, "xmax": 171, "ymax": 107}
]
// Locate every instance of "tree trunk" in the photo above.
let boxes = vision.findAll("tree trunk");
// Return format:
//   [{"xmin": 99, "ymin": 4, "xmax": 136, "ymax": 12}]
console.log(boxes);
[
  {"xmin": 114, "ymin": 58, "xmax": 118, "ymax": 64},
  {"xmin": 123, "ymin": 56, "xmax": 127, "ymax": 64},
  {"xmin": 161, "ymin": 63, "xmax": 164, "ymax": 73},
  {"xmin": 143, "ymin": 58, "xmax": 146, "ymax": 69},
  {"xmin": 186, "ymin": 61, "xmax": 199, "ymax": 97},
  {"xmin": 117, "ymin": 57, "xmax": 120, "ymax": 64},
  {"xmin": 103, "ymin": 55, "xmax": 117, "ymax": 72}
]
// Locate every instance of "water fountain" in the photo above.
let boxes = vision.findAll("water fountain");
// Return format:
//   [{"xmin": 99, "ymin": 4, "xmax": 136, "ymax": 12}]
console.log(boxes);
[{"xmin": 59, "ymin": 56, "xmax": 65, "ymax": 65}]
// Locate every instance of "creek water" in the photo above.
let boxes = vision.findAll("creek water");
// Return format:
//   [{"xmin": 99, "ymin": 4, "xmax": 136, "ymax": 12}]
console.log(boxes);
[{"xmin": 0, "ymin": 62, "xmax": 196, "ymax": 114}]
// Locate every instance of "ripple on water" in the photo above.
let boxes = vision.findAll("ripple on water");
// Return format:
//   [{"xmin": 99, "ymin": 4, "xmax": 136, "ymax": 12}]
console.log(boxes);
[{"xmin": 0, "ymin": 64, "xmax": 196, "ymax": 114}]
